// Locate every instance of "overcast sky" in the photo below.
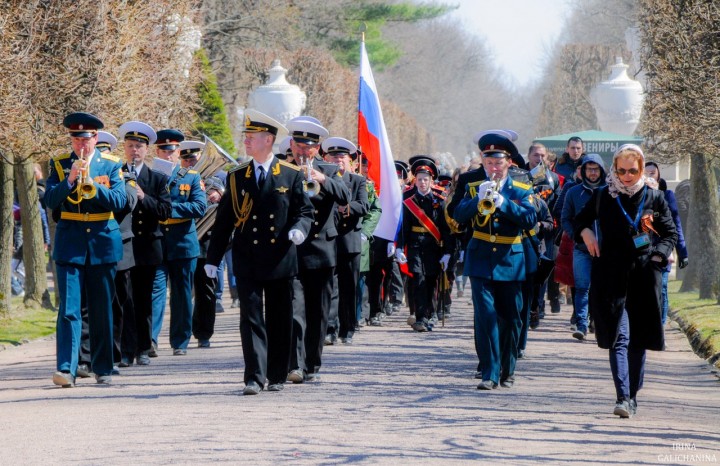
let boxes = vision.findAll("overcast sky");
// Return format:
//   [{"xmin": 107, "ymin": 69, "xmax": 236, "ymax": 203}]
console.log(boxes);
[{"xmin": 447, "ymin": 0, "xmax": 570, "ymax": 87}]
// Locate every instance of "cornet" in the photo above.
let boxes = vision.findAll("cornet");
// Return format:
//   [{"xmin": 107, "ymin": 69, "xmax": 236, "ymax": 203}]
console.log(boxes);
[
  {"xmin": 67, "ymin": 149, "xmax": 97, "ymax": 205},
  {"xmin": 303, "ymin": 158, "xmax": 321, "ymax": 197},
  {"xmin": 478, "ymin": 173, "xmax": 499, "ymax": 217}
]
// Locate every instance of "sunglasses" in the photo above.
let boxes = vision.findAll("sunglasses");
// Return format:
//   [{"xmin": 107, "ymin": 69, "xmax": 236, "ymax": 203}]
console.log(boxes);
[{"xmin": 615, "ymin": 168, "xmax": 639, "ymax": 176}]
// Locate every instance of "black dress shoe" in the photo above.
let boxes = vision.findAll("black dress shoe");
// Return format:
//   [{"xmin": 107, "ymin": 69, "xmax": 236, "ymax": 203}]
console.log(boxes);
[
  {"xmin": 267, "ymin": 383, "xmax": 284, "ymax": 392},
  {"xmin": 243, "ymin": 381, "xmax": 262, "ymax": 395},
  {"xmin": 477, "ymin": 380, "xmax": 498, "ymax": 390}
]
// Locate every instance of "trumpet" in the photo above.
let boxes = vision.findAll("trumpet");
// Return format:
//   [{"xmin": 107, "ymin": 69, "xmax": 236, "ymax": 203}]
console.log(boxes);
[
  {"xmin": 478, "ymin": 174, "xmax": 499, "ymax": 217},
  {"xmin": 303, "ymin": 158, "xmax": 321, "ymax": 197},
  {"xmin": 67, "ymin": 149, "xmax": 97, "ymax": 205}
]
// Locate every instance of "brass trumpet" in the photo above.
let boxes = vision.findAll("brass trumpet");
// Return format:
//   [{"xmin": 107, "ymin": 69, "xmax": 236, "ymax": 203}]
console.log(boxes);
[
  {"xmin": 478, "ymin": 174, "xmax": 499, "ymax": 217},
  {"xmin": 303, "ymin": 158, "xmax": 321, "ymax": 197},
  {"xmin": 67, "ymin": 149, "xmax": 97, "ymax": 205}
]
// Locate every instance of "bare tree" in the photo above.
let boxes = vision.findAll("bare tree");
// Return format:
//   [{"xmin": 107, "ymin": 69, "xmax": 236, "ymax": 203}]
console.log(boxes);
[{"xmin": 638, "ymin": 0, "xmax": 720, "ymax": 299}]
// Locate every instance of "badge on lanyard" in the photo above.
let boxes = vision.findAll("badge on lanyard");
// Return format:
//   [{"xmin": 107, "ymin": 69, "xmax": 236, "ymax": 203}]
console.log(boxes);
[{"xmin": 617, "ymin": 187, "xmax": 649, "ymax": 250}]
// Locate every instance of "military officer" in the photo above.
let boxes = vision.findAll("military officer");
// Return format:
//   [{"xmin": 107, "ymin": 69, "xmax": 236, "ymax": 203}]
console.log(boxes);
[
  {"xmin": 153, "ymin": 133, "xmax": 207, "ymax": 355},
  {"xmin": 285, "ymin": 116, "xmax": 350, "ymax": 383},
  {"xmin": 323, "ymin": 137, "xmax": 369, "ymax": 344},
  {"xmin": 453, "ymin": 133, "xmax": 537, "ymax": 390},
  {"xmin": 118, "ymin": 121, "xmax": 172, "ymax": 367},
  {"xmin": 396, "ymin": 159, "xmax": 452, "ymax": 332},
  {"xmin": 205, "ymin": 109, "xmax": 313, "ymax": 395},
  {"xmin": 45, "ymin": 112, "xmax": 127, "ymax": 386}
]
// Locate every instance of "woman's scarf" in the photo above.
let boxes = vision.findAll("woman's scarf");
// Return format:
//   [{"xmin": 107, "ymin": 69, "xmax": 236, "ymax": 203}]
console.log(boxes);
[{"xmin": 606, "ymin": 170, "xmax": 658, "ymax": 198}]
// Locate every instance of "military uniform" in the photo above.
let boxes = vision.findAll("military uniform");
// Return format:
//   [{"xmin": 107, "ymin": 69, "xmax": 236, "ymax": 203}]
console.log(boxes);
[
  {"xmin": 45, "ymin": 112, "xmax": 127, "ymax": 385},
  {"xmin": 207, "ymin": 110, "xmax": 313, "ymax": 391},
  {"xmin": 453, "ymin": 133, "xmax": 536, "ymax": 389}
]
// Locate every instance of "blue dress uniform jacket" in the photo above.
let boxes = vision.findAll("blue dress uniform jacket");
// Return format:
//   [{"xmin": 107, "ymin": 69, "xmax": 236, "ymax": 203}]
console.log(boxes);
[
  {"xmin": 454, "ymin": 179, "xmax": 537, "ymax": 281},
  {"xmin": 45, "ymin": 151, "xmax": 127, "ymax": 264},
  {"xmin": 161, "ymin": 166, "xmax": 206, "ymax": 260},
  {"xmin": 45, "ymin": 149, "xmax": 127, "ymax": 379},
  {"xmin": 207, "ymin": 158, "xmax": 313, "ymax": 279}
]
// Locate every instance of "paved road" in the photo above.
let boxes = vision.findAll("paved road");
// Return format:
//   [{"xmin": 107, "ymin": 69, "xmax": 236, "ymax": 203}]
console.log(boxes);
[{"xmin": 1, "ymin": 291, "xmax": 719, "ymax": 465}]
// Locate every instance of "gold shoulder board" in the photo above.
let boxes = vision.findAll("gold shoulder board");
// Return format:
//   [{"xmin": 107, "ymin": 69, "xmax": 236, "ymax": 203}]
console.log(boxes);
[
  {"xmin": 54, "ymin": 153, "xmax": 71, "ymax": 161},
  {"xmin": 229, "ymin": 161, "xmax": 250, "ymax": 173},
  {"xmin": 279, "ymin": 160, "xmax": 301, "ymax": 171},
  {"xmin": 100, "ymin": 153, "xmax": 120, "ymax": 163},
  {"xmin": 512, "ymin": 180, "xmax": 532, "ymax": 191},
  {"xmin": 188, "ymin": 170, "xmax": 199, "ymax": 174}
]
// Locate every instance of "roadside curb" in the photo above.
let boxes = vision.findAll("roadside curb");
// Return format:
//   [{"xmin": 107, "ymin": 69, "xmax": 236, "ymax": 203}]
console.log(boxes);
[{"xmin": 670, "ymin": 309, "xmax": 720, "ymax": 371}]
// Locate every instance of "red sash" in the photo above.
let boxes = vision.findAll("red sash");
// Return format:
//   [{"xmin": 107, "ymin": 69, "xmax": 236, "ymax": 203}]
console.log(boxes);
[{"xmin": 403, "ymin": 196, "xmax": 442, "ymax": 244}]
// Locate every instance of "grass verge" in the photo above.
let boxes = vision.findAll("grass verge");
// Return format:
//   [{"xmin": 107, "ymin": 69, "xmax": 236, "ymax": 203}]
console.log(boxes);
[
  {"xmin": 668, "ymin": 280, "xmax": 720, "ymax": 369},
  {"xmin": 0, "ymin": 297, "xmax": 56, "ymax": 348}
]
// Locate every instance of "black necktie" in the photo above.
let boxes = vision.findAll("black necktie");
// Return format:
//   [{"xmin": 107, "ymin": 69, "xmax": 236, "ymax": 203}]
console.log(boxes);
[{"xmin": 258, "ymin": 166, "xmax": 266, "ymax": 189}]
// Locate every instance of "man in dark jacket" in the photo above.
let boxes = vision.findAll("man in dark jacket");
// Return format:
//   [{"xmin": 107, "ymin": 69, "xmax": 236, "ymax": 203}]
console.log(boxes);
[
  {"xmin": 554, "ymin": 136, "xmax": 585, "ymax": 181},
  {"xmin": 561, "ymin": 153, "xmax": 606, "ymax": 340}
]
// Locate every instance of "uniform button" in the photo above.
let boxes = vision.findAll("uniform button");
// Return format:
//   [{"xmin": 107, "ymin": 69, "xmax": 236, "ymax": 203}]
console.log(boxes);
[
  {"xmin": 166, "ymin": 228, "xmax": 170, "ymax": 232},
  {"xmin": 314, "ymin": 234, "xmax": 319, "ymax": 238},
  {"xmin": 270, "ymin": 239, "xmax": 276, "ymax": 244},
  {"xmin": 492, "ymin": 247, "xmax": 497, "ymax": 252},
  {"xmin": 252, "ymin": 215, "xmax": 257, "ymax": 220},
  {"xmin": 314, "ymin": 210, "xmax": 319, "ymax": 214},
  {"xmin": 86, "ymin": 228, "xmax": 91, "ymax": 233},
  {"xmin": 342, "ymin": 223, "xmax": 346, "ymax": 227},
  {"xmin": 314, "ymin": 221, "xmax": 319, "ymax": 226},
  {"xmin": 253, "ymin": 228, "xmax": 257, "ymax": 232},
  {"xmin": 270, "ymin": 227, "xmax": 275, "ymax": 231},
  {"xmin": 138, "ymin": 231, "xmax": 143, "ymax": 235},
  {"xmin": 269, "ymin": 214, "xmax": 274, "ymax": 219},
  {"xmin": 138, "ymin": 221, "xmax": 143, "ymax": 224},
  {"xmin": 253, "ymin": 240, "xmax": 258, "ymax": 244},
  {"xmin": 138, "ymin": 210, "xmax": 143, "ymax": 214}
]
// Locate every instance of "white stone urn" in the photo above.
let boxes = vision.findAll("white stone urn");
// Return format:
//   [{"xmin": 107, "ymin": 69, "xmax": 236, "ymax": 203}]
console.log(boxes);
[
  {"xmin": 247, "ymin": 60, "xmax": 306, "ymax": 126},
  {"xmin": 590, "ymin": 57, "xmax": 644, "ymax": 136}
]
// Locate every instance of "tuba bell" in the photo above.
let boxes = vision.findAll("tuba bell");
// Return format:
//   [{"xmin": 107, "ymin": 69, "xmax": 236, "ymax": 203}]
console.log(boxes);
[{"xmin": 193, "ymin": 135, "xmax": 238, "ymax": 239}]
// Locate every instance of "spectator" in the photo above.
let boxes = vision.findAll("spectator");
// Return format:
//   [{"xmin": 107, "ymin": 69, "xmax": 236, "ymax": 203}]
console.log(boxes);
[
  {"xmin": 554, "ymin": 136, "xmax": 585, "ymax": 181},
  {"xmin": 644, "ymin": 162, "xmax": 689, "ymax": 324}
]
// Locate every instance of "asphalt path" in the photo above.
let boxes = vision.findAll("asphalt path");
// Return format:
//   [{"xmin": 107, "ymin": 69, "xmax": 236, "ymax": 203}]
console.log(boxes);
[{"xmin": 1, "ymin": 289, "xmax": 719, "ymax": 465}]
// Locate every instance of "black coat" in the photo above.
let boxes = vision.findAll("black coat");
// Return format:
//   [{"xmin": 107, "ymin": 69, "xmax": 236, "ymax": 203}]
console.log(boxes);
[
  {"xmin": 574, "ymin": 186, "xmax": 677, "ymax": 351},
  {"xmin": 115, "ymin": 172, "xmax": 139, "ymax": 271},
  {"xmin": 207, "ymin": 157, "xmax": 314, "ymax": 280},
  {"xmin": 398, "ymin": 191, "xmax": 452, "ymax": 276},
  {"xmin": 297, "ymin": 162, "xmax": 351, "ymax": 270},
  {"xmin": 335, "ymin": 172, "xmax": 369, "ymax": 255},
  {"xmin": 127, "ymin": 164, "xmax": 172, "ymax": 266}
]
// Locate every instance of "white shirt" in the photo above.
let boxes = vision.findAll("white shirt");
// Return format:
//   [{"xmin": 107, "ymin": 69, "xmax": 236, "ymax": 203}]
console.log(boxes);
[{"xmin": 253, "ymin": 157, "xmax": 274, "ymax": 183}]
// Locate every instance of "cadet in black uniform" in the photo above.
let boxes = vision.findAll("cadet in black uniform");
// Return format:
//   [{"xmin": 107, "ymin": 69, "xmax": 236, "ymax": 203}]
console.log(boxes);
[
  {"xmin": 397, "ymin": 159, "xmax": 452, "ymax": 332},
  {"xmin": 206, "ymin": 109, "xmax": 313, "ymax": 395}
]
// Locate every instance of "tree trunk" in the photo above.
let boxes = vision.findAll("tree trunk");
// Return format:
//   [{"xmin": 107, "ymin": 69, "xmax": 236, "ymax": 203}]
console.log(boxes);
[
  {"xmin": 0, "ymin": 152, "xmax": 15, "ymax": 316},
  {"xmin": 684, "ymin": 154, "xmax": 720, "ymax": 299},
  {"xmin": 14, "ymin": 158, "xmax": 49, "ymax": 308}
]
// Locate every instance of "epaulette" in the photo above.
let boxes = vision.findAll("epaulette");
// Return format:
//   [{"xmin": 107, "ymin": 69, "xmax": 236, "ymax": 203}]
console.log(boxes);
[
  {"xmin": 512, "ymin": 180, "xmax": 532, "ymax": 191},
  {"xmin": 229, "ymin": 161, "xmax": 250, "ymax": 173},
  {"xmin": 54, "ymin": 153, "xmax": 71, "ymax": 161},
  {"xmin": 188, "ymin": 169, "xmax": 199, "ymax": 175},
  {"xmin": 279, "ymin": 160, "xmax": 301, "ymax": 171},
  {"xmin": 100, "ymin": 153, "xmax": 120, "ymax": 163}
]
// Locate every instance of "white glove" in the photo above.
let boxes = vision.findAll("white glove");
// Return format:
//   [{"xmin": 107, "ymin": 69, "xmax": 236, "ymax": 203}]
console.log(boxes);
[
  {"xmin": 360, "ymin": 233, "xmax": 368, "ymax": 242},
  {"xmin": 387, "ymin": 243, "xmax": 396, "ymax": 257},
  {"xmin": 395, "ymin": 249, "xmax": 407, "ymax": 264},
  {"xmin": 493, "ymin": 192, "xmax": 505, "ymax": 209},
  {"xmin": 439, "ymin": 254, "xmax": 451, "ymax": 271},
  {"xmin": 459, "ymin": 250, "xmax": 465, "ymax": 263},
  {"xmin": 288, "ymin": 229, "xmax": 306, "ymax": 245},
  {"xmin": 477, "ymin": 180, "xmax": 496, "ymax": 199},
  {"xmin": 204, "ymin": 264, "xmax": 218, "ymax": 279}
]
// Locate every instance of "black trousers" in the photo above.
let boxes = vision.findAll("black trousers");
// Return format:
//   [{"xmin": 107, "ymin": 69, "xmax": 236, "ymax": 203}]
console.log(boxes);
[
  {"xmin": 124, "ymin": 265, "xmax": 157, "ymax": 356},
  {"xmin": 367, "ymin": 256, "xmax": 393, "ymax": 318},
  {"xmin": 337, "ymin": 253, "xmax": 361, "ymax": 339},
  {"xmin": 293, "ymin": 267, "xmax": 334, "ymax": 374},
  {"xmin": 238, "ymin": 276, "xmax": 294, "ymax": 386},
  {"xmin": 192, "ymin": 257, "xmax": 217, "ymax": 341},
  {"xmin": 411, "ymin": 272, "xmax": 438, "ymax": 322},
  {"xmin": 326, "ymin": 274, "xmax": 339, "ymax": 337}
]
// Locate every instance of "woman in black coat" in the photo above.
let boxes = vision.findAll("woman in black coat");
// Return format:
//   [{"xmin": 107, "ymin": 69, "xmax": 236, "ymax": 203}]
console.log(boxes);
[{"xmin": 574, "ymin": 144, "xmax": 677, "ymax": 418}]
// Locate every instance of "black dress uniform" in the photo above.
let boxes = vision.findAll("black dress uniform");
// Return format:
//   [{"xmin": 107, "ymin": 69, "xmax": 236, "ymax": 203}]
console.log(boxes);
[
  {"xmin": 117, "ymin": 122, "xmax": 172, "ymax": 365},
  {"xmin": 291, "ymin": 159, "xmax": 350, "ymax": 377},
  {"xmin": 397, "ymin": 160, "xmax": 452, "ymax": 332},
  {"xmin": 207, "ymin": 110, "xmax": 312, "ymax": 392}
]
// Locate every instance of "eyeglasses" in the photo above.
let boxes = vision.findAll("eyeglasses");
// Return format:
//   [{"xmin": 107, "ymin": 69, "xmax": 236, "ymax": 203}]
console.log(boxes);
[
  {"xmin": 585, "ymin": 167, "xmax": 601, "ymax": 173},
  {"xmin": 615, "ymin": 168, "xmax": 639, "ymax": 176}
]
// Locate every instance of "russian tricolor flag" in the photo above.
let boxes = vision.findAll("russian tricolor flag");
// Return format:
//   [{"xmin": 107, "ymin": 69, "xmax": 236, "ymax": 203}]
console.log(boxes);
[{"xmin": 358, "ymin": 41, "xmax": 402, "ymax": 241}]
